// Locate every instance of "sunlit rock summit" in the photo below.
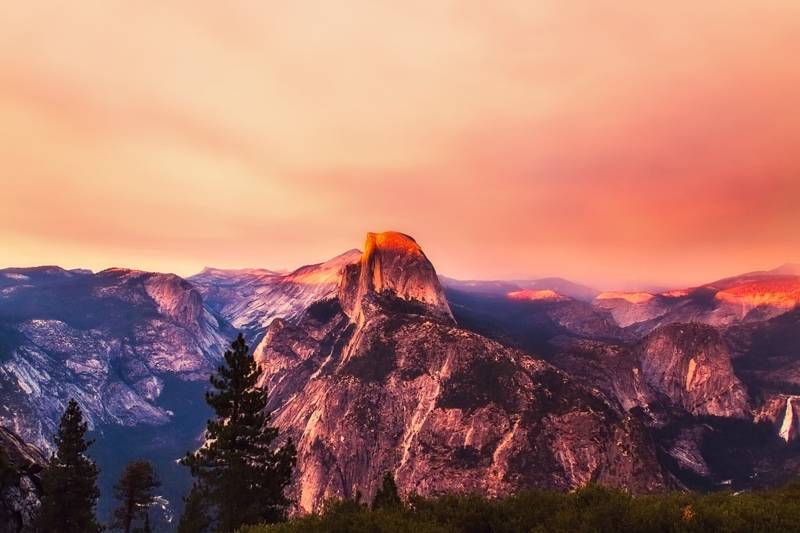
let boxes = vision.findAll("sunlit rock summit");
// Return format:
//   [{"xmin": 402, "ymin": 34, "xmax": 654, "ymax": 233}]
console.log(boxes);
[{"xmin": 339, "ymin": 231, "xmax": 453, "ymax": 324}]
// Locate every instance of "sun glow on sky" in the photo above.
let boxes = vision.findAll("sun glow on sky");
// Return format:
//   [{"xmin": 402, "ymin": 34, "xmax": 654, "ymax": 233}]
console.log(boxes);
[{"xmin": 2, "ymin": 1, "xmax": 799, "ymax": 289}]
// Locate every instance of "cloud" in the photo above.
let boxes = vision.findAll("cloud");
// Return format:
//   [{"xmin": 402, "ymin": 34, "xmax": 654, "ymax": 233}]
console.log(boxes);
[{"xmin": 1, "ymin": 0, "xmax": 799, "ymax": 286}]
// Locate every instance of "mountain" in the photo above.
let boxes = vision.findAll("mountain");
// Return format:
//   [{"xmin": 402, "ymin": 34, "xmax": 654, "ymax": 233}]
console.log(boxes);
[
  {"xmin": 338, "ymin": 232, "xmax": 454, "ymax": 324},
  {"xmin": 252, "ymin": 232, "xmax": 669, "ymax": 511},
  {"xmin": 440, "ymin": 276, "xmax": 599, "ymax": 302},
  {"xmin": 549, "ymin": 323, "xmax": 784, "ymax": 490},
  {"xmin": 551, "ymin": 323, "xmax": 748, "ymax": 423},
  {"xmin": 0, "ymin": 267, "xmax": 238, "ymax": 525},
  {"xmin": 727, "ymin": 307, "xmax": 800, "ymax": 411},
  {"xmin": 770, "ymin": 263, "xmax": 800, "ymax": 276},
  {"xmin": 0, "ymin": 426, "xmax": 44, "ymax": 533},
  {"xmin": 637, "ymin": 323, "xmax": 749, "ymax": 418},
  {"xmin": 189, "ymin": 250, "xmax": 362, "ymax": 342},
  {"xmin": 435, "ymin": 265, "xmax": 800, "ymax": 489},
  {"xmin": 592, "ymin": 269, "xmax": 800, "ymax": 333},
  {"xmin": 3, "ymin": 244, "xmax": 800, "ymax": 522},
  {"xmin": 0, "ymin": 266, "xmax": 231, "ymax": 451},
  {"xmin": 444, "ymin": 288, "xmax": 623, "ymax": 359},
  {"xmin": 593, "ymin": 291, "xmax": 675, "ymax": 328}
]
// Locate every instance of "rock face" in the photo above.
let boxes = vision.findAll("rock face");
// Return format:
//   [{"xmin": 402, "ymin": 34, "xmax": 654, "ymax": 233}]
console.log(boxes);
[
  {"xmin": 593, "ymin": 292, "xmax": 673, "ymax": 329},
  {"xmin": 339, "ymin": 232, "xmax": 453, "ymax": 324},
  {"xmin": 552, "ymin": 328, "xmax": 754, "ymax": 419},
  {"xmin": 0, "ymin": 267, "xmax": 233, "ymax": 451},
  {"xmin": 441, "ymin": 276, "xmax": 599, "ymax": 302},
  {"xmin": 549, "ymin": 339, "xmax": 661, "ymax": 418},
  {"xmin": 755, "ymin": 395, "xmax": 800, "ymax": 442},
  {"xmin": 254, "ymin": 232, "xmax": 668, "ymax": 512},
  {"xmin": 0, "ymin": 427, "xmax": 44, "ymax": 533},
  {"xmin": 726, "ymin": 308, "xmax": 800, "ymax": 392},
  {"xmin": 637, "ymin": 324, "xmax": 749, "ymax": 418},
  {"xmin": 189, "ymin": 250, "xmax": 362, "ymax": 341}
]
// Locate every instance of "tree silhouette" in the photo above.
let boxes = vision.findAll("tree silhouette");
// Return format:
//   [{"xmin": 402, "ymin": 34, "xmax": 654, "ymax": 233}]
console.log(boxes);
[
  {"xmin": 372, "ymin": 472, "xmax": 401, "ymax": 509},
  {"xmin": 177, "ymin": 484, "xmax": 211, "ymax": 533},
  {"xmin": 38, "ymin": 399, "xmax": 101, "ymax": 533},
  {"xmin": 181, "ymin": 333, "xmax": 296, "ymax": 531},
  {"xmin": 112, "ymin": 460, "xmax": 160, "ymax": 532}
]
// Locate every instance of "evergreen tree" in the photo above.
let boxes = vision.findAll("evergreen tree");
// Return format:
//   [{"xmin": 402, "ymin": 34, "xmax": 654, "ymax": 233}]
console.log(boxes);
[
  {"xmin": 177, "ymin": 484, "xmax": 211, "ymax": 533},
  {"xmin": 371, "ymin": 472, "xmax": 401, "ymax": 509},
  {"xmin": 112, "ymin": 460, "xmax": 161, "ymax": 532},
  {"xmin": 37, "ymin": 399, "xmax": 101, "ymax": 533},
  {"xmin": 139, "ymin": 513, "xmax": 152, "ymax": 533},
  {"xmin": 181, "ymin": 333, "xmax": 296, "ymax": 532}
]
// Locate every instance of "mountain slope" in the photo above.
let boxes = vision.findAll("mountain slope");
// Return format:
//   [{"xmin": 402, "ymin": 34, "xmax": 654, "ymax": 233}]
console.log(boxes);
[
  {"xmin": 253, "ymin": 232, "xmax": 669, "ymax": 511},
  {"xmin": 440, "ymin": 276, "xmax": 598, "ymax": 302},
  {"xmin": 0, "ymin": 426, "xmax": 44, "ymax": 533},
  {"xmin": 593, "ymin": 270, "xmax": 800, "ymax": 332},
  {"xmin": 0, "ymin": 267, "xmax": 232, "ymax": 451},
  {"xmin": 189, "ymin": 250, "xmax": 362, "ymax": 341},
  {"xmin": 638, "ymin": 323, "xmax": 749, "ymax": 418}
]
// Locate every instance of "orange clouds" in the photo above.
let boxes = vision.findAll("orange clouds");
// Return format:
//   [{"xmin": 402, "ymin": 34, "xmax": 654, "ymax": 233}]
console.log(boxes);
[{"xmin": 1, "ymin": 1, "xmax": 799, "ymax": 288}]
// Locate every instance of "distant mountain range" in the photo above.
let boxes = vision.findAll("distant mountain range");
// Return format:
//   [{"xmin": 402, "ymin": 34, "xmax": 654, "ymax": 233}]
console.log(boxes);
[
  {"xmin": 440, "ymin": 276, "xmax": 599, "ymax": 301},
  {"xmin": 188, "ymin": 249, "xmax": 362, "ymax": 344},
  {"xmin": 2, "ymin": 237, "xmax": 800, "ymax": 526}
]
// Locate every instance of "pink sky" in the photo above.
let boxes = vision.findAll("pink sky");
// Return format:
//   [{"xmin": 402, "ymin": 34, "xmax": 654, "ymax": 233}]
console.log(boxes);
[{"xmin": 2, "ymin": 1, "xmax": 799, "ymax": 289}]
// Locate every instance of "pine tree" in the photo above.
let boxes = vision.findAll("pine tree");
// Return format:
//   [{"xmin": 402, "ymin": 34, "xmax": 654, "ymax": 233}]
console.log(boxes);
[
  {"xmin": 177, "ymin": 484, "xmax": 212, "ymax": 533},
  {"xmin": 181, "ymin": 333, "xmax": 296, "ymax": 532},
  {"xmin": 141, "ymin": 513, "xmax": 152, "ymax": 533},
  {"xmin": 112, "ymin": 460, "xmax": 161, "ymax": 532},
  {"xmin": 371, "ymin": 472, "xmax": 401, "ymax": 509},
  {"xmin": 37, "ymin": 399, "xmax": 101, "ymax": 533}
]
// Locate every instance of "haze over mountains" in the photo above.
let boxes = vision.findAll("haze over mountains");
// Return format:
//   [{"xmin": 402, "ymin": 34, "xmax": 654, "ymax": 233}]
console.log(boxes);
[{"xmin": 2, "ymin": 233, "xmax": 800, "ymax": 527}]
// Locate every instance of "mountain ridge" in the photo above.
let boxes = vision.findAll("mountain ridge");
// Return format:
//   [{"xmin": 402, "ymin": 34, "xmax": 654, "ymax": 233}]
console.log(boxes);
[{"xmin": 2, "ymin": 246, "xmax": 800, "ymax": 522}]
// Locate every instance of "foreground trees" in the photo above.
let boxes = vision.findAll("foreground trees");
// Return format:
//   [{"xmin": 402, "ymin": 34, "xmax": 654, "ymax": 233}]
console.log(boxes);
[
  {"xmin": 181, "ymin": 333, "xmax": 296, "ymax": 532},
  {"xmin": 371, "ymin": 472, "xmax": 401, "ymax": 510},
  {"xmin": 112, "ymin": 460, "xmax": 161, "ymax": 533},
  {"xmin": 37, "ymin": 399, "xmax": 101, "ymax": 533},
  {"xmin": 240, "ymin": 482, "xmax": 800, "ymax": 533},
  {"xmin": 177, "ymin": 484, "xmax": 211, "ymax": 533}
]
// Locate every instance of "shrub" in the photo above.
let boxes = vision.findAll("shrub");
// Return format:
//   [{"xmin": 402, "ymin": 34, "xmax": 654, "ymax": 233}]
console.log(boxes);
[{"xmin": 238, "ymin": 482, "xmax": 800, "ymax": 533}]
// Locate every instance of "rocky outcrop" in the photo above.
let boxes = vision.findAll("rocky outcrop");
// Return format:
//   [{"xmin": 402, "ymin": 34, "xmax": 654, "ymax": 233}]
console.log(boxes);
[
  {"xmin": 254, "ymin": 232, "xmax": 669, "ymax": 512},
  {"xmin": 637, "ymin": 324, "xmax": 749, "ymax": 418},
  {"xmin": 754, "ymin": 395, "xmax": 800, "ymax": 442},
  {"xmin": 550, "ymin": 339, "xmax": 662, "ymax": 419},
  {"xmin": 593, "ymin": 292, "xmax": 673, "ymax": 329},
  {"xmin": 339, "ymin": 232, "xmax": 453, "ymax": 324},
  {"xmin": 507, "ymin": 290, "xmax": 567, "ymax": 302},
  {"xmin": 711, "ymin": 274, "xmax": 800, "ymax": 317},
  {"xmin": 0, "ymin": 427, "xmax": 44, "ymax": 533}
]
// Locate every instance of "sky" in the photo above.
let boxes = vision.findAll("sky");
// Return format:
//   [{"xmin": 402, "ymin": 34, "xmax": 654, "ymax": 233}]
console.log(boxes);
[{"xmin": 1, "ymin": 1, "xmax": 799, "ymax": 290}]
